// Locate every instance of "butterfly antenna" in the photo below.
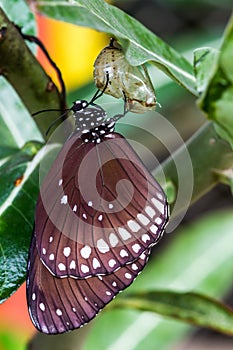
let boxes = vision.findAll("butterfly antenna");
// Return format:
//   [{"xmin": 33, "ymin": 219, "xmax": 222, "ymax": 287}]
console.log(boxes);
[
  {"xmin": 45, "ymin": 109, "xmax": 71, "ymax": 136},
  {"xmin": 32, "ymin": 108, "xmax": 69, "ymax": 117}
]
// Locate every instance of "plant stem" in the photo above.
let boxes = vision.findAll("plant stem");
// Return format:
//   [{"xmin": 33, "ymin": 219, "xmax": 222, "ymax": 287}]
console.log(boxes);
[{"xmin": 0, "ymin": 8, "xmax": 63, "ymax": 138}]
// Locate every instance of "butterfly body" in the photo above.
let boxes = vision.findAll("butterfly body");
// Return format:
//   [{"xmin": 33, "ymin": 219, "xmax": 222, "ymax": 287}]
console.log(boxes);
[{"xmin": 27, "ymin": 102, "xmax": 168, "ymax": 334}]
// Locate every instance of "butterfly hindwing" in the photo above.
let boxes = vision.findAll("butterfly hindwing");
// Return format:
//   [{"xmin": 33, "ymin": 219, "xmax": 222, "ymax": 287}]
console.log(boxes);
[
  {"xmin": 35, "ymin": 131, "xmax": 168, "ymax": 278},
  {"xmin": 27, "ymin": 234, "xmax": 150, "ymax": 334}
]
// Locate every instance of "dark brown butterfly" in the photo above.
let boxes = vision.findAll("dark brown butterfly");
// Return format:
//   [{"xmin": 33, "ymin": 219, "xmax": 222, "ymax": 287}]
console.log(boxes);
[{"xmin": 27, "ymin": 101, "xmax": 168, "ymax": 334}]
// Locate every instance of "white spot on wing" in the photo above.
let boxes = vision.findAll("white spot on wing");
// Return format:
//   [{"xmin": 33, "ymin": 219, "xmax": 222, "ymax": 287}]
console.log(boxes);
[
  {"xmin": 118, "ymin": 227, "xmax": 132, "ymax": 240},
  {"xmin": 108, "ymin": 259, "xmax": 117, "ymax": 268},
  {"xmin": 56, "ymin": 309, "xmax": 62, "ymax": 316},
  {"xmin": 139, "ymin": 252, "xmax": 146, "ymax": 260},
  {"xmin": 49, "ymin": 236, "xmax": 53, "ymax": 243},
  {"xmin": 109, "ymin": 233, "xmax": 119, "ymax": 247},
  {"xmin": 98, "ymin": 214, "xmax": 103, "ymax": 221},
  {"xmin": 32, "ymin": 293, "xmax": 36, "ymax": 301},
  {"xmin": 58, "ymin": 263, "xmax": 66, "ymax": 271},
  {"xmin": 39, "ymin": 303, "xmax": 45, "ymax": 311},
  {"xmin": 132, "ymin": 243, "xmax": 141, "ymax": 253},
  {"xmin": 151, "ymin": 197, "xmax": 164, "ymax": 214},
  {"xmin": 42, "ymin": 248, "xmax": 46, "ymax": 255},
  {"xmin": 156, "ymin": 193, "xmax": 164, "ymax": 201},
  {"xmin": 132, "ymin": 263, "xmax": 138, "ymax": 271},
  {"xmin": 141, "ymin": 233, "xmax": 150, "ymax": 243},
  {"xmin": 70, "ymin": 260, "xmax": 76, "ymax": 269},
  {"xmin": 127, "ymin": 220, "xmax": 141, "ymax": 233},
  {"xmin": 155, "ymin": 217, "xmax": 163, "ymax": 225},
  {"xmin": 88, "ymin": 201, "xmax": 93, "ymax": 207},
  {"xmin": 80, "ymin": 245, "xmax": 92, "ymax": 259},
  {"xmin": 63, "ymin": 247, "xmax": 71, "ymax": 257},
  {"xmin": 125, "ymin": 272, "xmax": 132, "ymax": 279},
  {"xmin": 81, "ymin": 264, "xmax": 89, "ymax": 273},
  {"xmin": 58, "ymin": 179, "xmax": 63, "ymax": 186},
  {"xmin": 97, "ymin": 239, "xmax": 110, "ymax": 253},
  {"xmin": 73, "ymin": 204, "xmax": 77, "ymax": 212},
  {"xmin": 49, "ymin": 253, "xmax": 54, "ymax": 261},
  {"xmin": 145, "ymin": 205, "xmax": 156, "ymax": 218},
  {"xmin": 93, "ymin": 257, "xmax": 101, "ymax": 269},
  {"xmin": 120, "ymin": 249, "xmax": 129, "ymax": 258},
  {"xmin": 61, "ymin": 195, "xmax": 68, "ymax": 205},
  {"xmin": 137, "ymin": 213, "xmax": 150, "ymax": 226},
  {"xmin": 150, "ymin": 224, "xmax": 158, "ymax": 234}
]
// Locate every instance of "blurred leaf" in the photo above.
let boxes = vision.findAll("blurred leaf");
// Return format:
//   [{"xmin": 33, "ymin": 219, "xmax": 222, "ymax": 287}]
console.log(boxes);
[
  {"xmin": 193, "ymin": 47, "xmax": 219, "ymax": 95},
  {"xmin": 0, "ymin": 70, "xmax": 48, "ymax": 302},
  {"xmin": 0, "ymin": 78, "xmax": 43, "ymax": 151},
  {"xmin": 83, "ymin": 210, "xmax": 233, "ymax": 350},
  {"xmin": 0, "ymin": 142, "xmax": 42, "ymax": 205},
  {"xmin": 198, "ymin": 13, "xmax": 233, "ymax": 148},
  {"xmin": 111, "ymin": 291, "xmax": 233, "ymax": 335},
  {"xmin": 0, "ymin": 142, "xmax": 42, "ymax": 302},
  {"xmin": 0, "ymin": 0, "xmax": 36, "ymax": 35},
  {"xmin": 0, "ymin": 141, "xmax": 61, "ymax": 302},
  {"xmin": 0, "ymin": 330, "xmax": 26, "ymax": 350},
  {"xmin": 213, "ymin": 167, "xmax": 233, "ymax": 195},
  {"xmin": 36, "ymin": 0, "xmax": 196, "ymax": 94},
  {"xmin": 163, "ymin": 179, "xmax": 176, "ymax": 204},
  {"xmin": 154, "ymin": 123, "xmax": 233, "ymax": 227}
]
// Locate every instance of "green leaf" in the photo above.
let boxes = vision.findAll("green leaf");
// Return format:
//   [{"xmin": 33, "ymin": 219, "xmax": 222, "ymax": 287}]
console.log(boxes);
[
  {"xmin": 193, "ymin": 47, "xmax": 219, "ymax": 95},
  {"xmin": 0, "ymin": 142, "xmax": 61, "ymax": 302},
  {"xmin": 0, "ymin": 330, "xmax": 26, "ymax": 350},
  {"xmin": 153, "ymin": 122, "xmax": 233, "ymax": 221},
  {"xmin": 0, "ymin": 0, "xmax": 36, "ymax": 35},
  {"xmin": 0, "ymin": 142, "xmax": 42, "ymax": 302},
  {"xmin": 36, "ymin": 0, "xmax": 196, "ymax": 94},
  {"xmin": 0, "ymin": 78, "xmax": 43, "ymax": 150},
  {"xmin": 111, "ymin": 291, "xmax": 233, "ymax": 335},
  {"xmin": 197, "ymin": 13, "xmax": 233, "ymax": 148},
  {"xmin": 83, "ymin": 210, "xmax": 233, "ymax": 350},
  {"xmin": 213, "ymin": 167, "xmax": 233, "ymax": 195}
]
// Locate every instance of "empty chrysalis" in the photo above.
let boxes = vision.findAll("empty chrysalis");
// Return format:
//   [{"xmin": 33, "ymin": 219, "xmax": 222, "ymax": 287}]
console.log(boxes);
[{"xmin": 94, "ymin": 38, "xmax": 156, "ymax": 113}]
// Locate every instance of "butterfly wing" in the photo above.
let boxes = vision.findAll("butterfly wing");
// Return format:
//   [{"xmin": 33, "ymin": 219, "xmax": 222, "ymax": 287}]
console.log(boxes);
[
  {"xmin": 27, "ymin": 233, "xmax": 150, "ymax": 334},
  {"xmin": 35, "ymin": 131, "xmax": 168, "ymax": 278}
]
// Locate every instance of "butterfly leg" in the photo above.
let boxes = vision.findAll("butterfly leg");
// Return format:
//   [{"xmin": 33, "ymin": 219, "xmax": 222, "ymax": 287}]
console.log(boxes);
[{"xmin": 89, "ymin": 71, "xmax": 110, "ymax": 105}]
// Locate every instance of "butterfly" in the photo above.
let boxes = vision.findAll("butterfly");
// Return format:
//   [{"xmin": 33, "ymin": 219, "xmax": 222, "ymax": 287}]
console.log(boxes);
[
  {"xmin": 27, "ymin": 100, "xmax": 168, "ymax": 334},
  {"xmin": 94, "ymin": 38, "xmax": 156, "ymax": 113}
]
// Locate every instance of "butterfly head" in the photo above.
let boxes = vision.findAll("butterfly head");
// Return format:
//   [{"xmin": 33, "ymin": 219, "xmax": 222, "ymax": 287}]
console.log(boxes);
[{"xmin": 72, "ymin": 100, "xmax": 89, "ymax": 112}]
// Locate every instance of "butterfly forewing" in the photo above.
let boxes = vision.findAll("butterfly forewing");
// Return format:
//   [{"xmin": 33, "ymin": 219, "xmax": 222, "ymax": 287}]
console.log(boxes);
[
  {"xmin": 35, "ymin": 130, "xmax": 168, "ymax": 278},
  {"xmin": 27, "ymin": 234, "xmax": 150, "ymax": 334}
]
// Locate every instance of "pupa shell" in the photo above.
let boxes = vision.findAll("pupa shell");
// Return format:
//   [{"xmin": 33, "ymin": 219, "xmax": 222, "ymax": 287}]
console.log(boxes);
[{"xmin": 94, "ymin": 39, "xmax": 156, "ymax": 113}]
